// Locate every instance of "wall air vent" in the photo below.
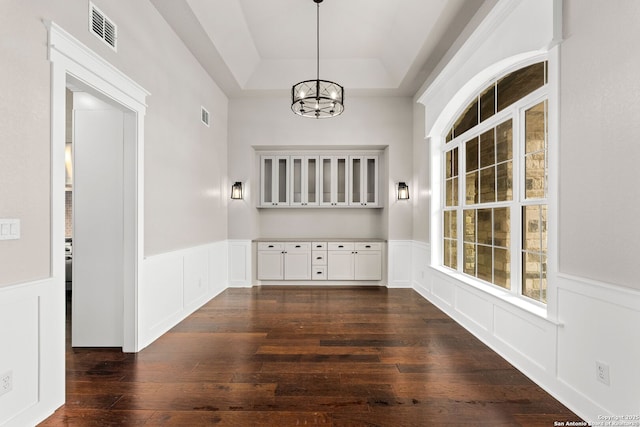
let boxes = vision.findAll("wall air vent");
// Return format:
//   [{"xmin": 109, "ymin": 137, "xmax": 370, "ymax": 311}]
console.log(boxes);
[
  {"xmin": 201, "ymin": 107, "xmax": 210, "ymax": 127},
  {"xmin": 89, "ymin": 3, "xmax": 117, "ymax": 51}
]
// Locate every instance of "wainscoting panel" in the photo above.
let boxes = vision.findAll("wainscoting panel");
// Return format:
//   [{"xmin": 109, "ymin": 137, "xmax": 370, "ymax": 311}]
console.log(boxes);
[
  {"xmin": 140, "ymin": 252, "xmax": 183, "ymax": 349},
  {"xmin": 0, "ymin": 278, "xmax": 64, "ymax": 427},
  {"xmin": 387, "ymin": 240, "xmax": 413, "ymax": 288},
  {"xmin": 493, "ymin": 305, "xmax": 553, "ymax": 372},
  {"xmin": 454, "ymin": 286, "xmax": 492, "ymax": 332},
  {"xmin": 228, "ymin": 240, "xmax": 251, "ymax": 287},
  {"xmin": 556, "ymin": 274, "xmax": 640, "ymax": 418},
  {"xmin": 183, "ymin": 248, "xmax": 210, "ymax": 310},
  {"xmin": 209, "ymin": 240, "xmax": 228, "ymax": 295},
  {"xmin": 140, "ymin": 241, "xmax": 230, "ymax": 350}
]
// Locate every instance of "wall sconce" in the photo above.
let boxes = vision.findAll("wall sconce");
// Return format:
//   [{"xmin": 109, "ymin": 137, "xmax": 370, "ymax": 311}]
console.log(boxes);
[
  {"xmin": 397, "ymin": 182, "xmax": 410, "ymax": 200},
  {"xmin": 231, "ymin": 181, "xmax": 243, "ymax": 200}
]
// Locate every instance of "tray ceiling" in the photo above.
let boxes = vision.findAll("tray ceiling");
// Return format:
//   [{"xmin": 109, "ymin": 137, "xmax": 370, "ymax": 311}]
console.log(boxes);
[{"xmin": 151, "ymin": 0, "xmax": 492, "ymax": 97}]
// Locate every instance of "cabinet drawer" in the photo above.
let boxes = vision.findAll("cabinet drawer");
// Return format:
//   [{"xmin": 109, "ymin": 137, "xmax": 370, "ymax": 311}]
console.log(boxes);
[
  {"xmin": 285, "ymin": 242, "xmax": 310, "ymax": 251},
  {"xmin": 328, "ymin": 242, "xmax": 355, "ymax": 251},
  {"xmin": 312, "ymin": 266, "xmax": 327, "ymax": 280},
  {"xmin": 355, "ymin": 242, "xmax": 381, "ymax": 251},
  {"xmin": 312, "ymin": 251, "xmax": 327, "ymax": 265},
  {"xmin": 258, "ymin": 242, "xmax": 284, "ymax": 251},
  {"xmin": 312, "ymin": 242, "xmax": 327, "ymax": 250}
]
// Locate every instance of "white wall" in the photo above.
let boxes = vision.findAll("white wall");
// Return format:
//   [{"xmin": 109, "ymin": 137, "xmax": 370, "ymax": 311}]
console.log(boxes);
[
  {"xmin": 0, "ymin": 0, "xmax": 229, "ymax": 287},
  {"xmin": 412, "ymin": 101, "xmax": 429, "ymax": 243},
  {"xmin": 227, "ymin": 95, "xmax": 414, "ymax": 241},
  {"xmin": 559, "ymin": 0, "xmax": 640, "ymax": 291},
  {"xmin": 414, "ymin": 0, "xmax": 640, "ymax": 422}
]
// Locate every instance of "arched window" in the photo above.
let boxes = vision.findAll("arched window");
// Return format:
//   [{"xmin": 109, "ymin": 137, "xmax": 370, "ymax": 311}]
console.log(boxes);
[{"xmin": 442, "ymin": 61, "xmax": 549, "ymax": 304}]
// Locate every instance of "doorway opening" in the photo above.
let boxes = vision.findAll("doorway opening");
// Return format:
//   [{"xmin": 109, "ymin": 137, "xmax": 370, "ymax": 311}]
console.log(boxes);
[{"xmin": 63, "ymin": 82, "xmax": 136, "ymax": 348}]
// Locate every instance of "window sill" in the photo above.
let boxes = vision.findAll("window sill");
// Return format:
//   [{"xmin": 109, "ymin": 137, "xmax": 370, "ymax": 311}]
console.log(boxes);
[{"xmin": 429, "ymin": 265, "xmax": 560, "ymax": 325}]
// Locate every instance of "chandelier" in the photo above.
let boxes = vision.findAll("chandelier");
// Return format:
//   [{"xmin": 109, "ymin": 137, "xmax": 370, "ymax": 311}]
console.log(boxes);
[{"xmin": 291, "ymin": 0, "xmax": 344, "ymax": 119}]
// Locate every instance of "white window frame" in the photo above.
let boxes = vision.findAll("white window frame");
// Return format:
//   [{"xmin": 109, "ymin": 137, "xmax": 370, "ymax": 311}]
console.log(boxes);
[{"xmin": 438, "ymin": 56, "xmax": 554, "ymax": 310}]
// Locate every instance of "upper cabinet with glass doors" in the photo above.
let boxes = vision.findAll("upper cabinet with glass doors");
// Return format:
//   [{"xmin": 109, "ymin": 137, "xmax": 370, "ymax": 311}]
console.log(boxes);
[
  {"xmin": 290, "ymin": 156, "xmax": 319, "ymax": 206},
  {"xmin": 349, "ymin": 156, "xmax": 378, "ymax": 207},
  {"xmin": 261, "ymin": 156, "xmax": 289, "ymax": 206},
  {"xmin": 259, "ymin": 153, "xmax": 380, "ymax": 208},
  {"xmin": 320, "ymin": 155, "xmax": 349, "ymax": 207}
]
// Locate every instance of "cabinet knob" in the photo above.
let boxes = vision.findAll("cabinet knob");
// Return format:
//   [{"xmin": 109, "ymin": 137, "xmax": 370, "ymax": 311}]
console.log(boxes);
[
  {"xmin": 317, "ymin": 271, "xmax": 322, "ymax": 275},
  {"xmin": 268, "ymin": 245, "xmax": 274, "ymax": 248},
  {"xmin": 295, "ymin": 245, "xmax": 301, "ymax": 248},
  {"xmin": 338, "ymin": 245, "xmax": 344, "ymax": 248},
  {"xmin": 365, "ymin": 245, "xmax": 371, "ymax": 248},
  {"xmin": 316, "ymin": 256, "xmax": 322, "ymax": 260}
]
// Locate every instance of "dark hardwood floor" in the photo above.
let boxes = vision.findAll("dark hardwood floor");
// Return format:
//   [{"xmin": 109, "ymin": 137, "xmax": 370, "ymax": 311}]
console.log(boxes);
[{"xmin": 40, "ymin": 287, "xmax": 581, "ymax": 426}]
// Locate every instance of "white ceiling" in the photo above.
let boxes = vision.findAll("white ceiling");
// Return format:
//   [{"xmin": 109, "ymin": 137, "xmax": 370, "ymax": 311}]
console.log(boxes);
[{"xmin": 151, "ymin": 0, "xmax": 492, "ymax": 97}]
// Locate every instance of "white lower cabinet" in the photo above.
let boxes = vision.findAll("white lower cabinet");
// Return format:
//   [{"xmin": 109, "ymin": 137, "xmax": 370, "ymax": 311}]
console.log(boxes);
[
  {"xmin": 284, "ymin": 243, "xmax": 312, "ymax": 280},
  {"xmin": 257, "ymin": 242, "xmax": 311, "ymax": 280},
  {"xmin": 257, "ymin": 243, "xmax": 285, "ymax": 280},
  {"xmin": 327, "ymin": 242, "xmax": 355, "ymax": 280},
  {"xmin": 354, "ymin": 243, "xmax": 382, "ymax": 280},
  {"xmin": 258, "ymin": 240, "xmax": 381, "ymax": 282},
  {"xmin": 327, "ymin": 242, "xmax": 382, "ymax": 281}
]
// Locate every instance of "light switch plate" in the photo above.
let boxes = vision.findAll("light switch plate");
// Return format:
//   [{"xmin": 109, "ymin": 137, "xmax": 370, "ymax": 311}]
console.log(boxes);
[{"xmin": 0, "ymin": 219, "xmax": 20, "ymax": 240}]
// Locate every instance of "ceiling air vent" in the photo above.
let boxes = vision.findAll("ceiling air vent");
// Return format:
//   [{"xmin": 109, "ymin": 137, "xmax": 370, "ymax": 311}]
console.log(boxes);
[
  {"xmin": 89, "ymin": 3, "xmax": 117, "ymax": 51},
  {"xmin": 201, "ymin": 107, "xmax": 210, "ymax": 127}
]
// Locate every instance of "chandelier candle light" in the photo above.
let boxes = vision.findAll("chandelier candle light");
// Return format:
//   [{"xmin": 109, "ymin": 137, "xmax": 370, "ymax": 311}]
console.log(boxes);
[{"xmin": 291, "ymin": 0, "xmax": 344, "ymax": 118}]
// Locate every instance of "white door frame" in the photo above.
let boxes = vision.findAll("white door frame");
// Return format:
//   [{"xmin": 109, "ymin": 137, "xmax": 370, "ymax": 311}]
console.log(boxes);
[{"xmin": 46, "ymin": 20, "xmax": 149, "ymax": 352}]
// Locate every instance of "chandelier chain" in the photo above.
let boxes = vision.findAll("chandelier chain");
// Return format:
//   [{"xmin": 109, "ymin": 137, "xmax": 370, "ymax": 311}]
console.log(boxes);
[{"xmin": 316, "ymin": 1, "xmax": 320, "ymax": 82}]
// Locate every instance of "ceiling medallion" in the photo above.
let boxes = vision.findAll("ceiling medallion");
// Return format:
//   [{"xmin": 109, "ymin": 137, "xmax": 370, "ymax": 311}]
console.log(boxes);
[{"xmin": 291, "ymin": 0, "xmax": 344, "ymax": 119}]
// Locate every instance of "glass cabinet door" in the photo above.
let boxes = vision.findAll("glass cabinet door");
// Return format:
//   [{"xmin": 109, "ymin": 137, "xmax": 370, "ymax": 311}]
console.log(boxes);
[
  {"xmin": 261, "ymin": 156, "xmax": 274, "ymax": 205},
  {"xmin": 291, "ymin": 157, "xmax": 303, "ymax": 205},
  {"xmin": 349, "ymin": 155, "xmax": 378, "ymax": 207},
  {"xmin": 319, "ymin": 156, "xmax": 348, "ymax": 206},
  {"xmin": 290, "ymin": 156, "xmax": 318, "ymax": 206},
  {"xmin": 276, "ymin": 156, "xmax": 289, "ymax": 205},
  {"xmin": 261, "ymin": 155, "xmax": 289, "ymax": 206},
  {"xmin": 320, "ymin": 156, "xmax": 333, "ymax": 206},
  {"xmin": 336, "ymin": 157, "xmax": 348, "ymax": 205},
  {"xmin": 350, "ymin": 157, "xmax": 362, "ymax": 205},
  {"xmin": 306, "ymin": 157, "xmax": 319, "ymax": 205}
]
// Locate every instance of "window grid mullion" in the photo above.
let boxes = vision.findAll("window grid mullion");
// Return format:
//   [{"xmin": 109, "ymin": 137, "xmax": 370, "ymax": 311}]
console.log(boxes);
[
  {"xmin": 512, "ymin": 105, "xmax": 523, "ymax": 297},
  {"xmin": 457, "ymin": 142, "xmax": 465, "ymax": 274}
]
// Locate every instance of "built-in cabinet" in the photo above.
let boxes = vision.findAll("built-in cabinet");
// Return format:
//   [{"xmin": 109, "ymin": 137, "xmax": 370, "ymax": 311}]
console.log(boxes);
[
  {"xmin": 259, "ymin": 152, "xmax": 380, "ymax": 208},
  {"xmin": 349, "ymin": 156, "xmax": 378, "ymax": 207},
  {"xmin": 327, "ymin": 242, "xmax": 382, "ymax": 280},
  {"xmin": 261, "ymin": 156, "xmax": 289, "ymax": 206},
  {"xmin": 320, "ymin": 156, "xmax": 349, "ymax": 207},
  {"xmin": 257, "ymin": 242, "xmax": 312, "ymax": 280},
  {"xmin": 257, "ymin": 240, "xmax": 382, "ymax": 281},
  {"xmin": 290, "ymin": 156, "xmax": 319, "ymax": 206}
]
